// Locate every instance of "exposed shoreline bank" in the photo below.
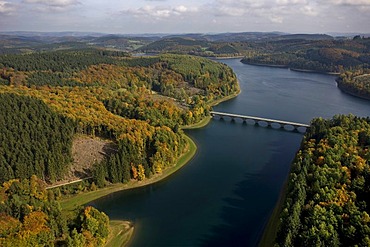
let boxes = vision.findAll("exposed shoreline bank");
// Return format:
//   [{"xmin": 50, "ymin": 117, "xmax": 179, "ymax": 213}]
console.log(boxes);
[
  {"xmin": 60, "ymin": 88, "xmax": 241, "ymax": 211},
  {"xmin": 258, "ymin": 178, "xmax": 289, "ymax": 247},
  {"xmin": 336, "ymin": 80, "xmax": 370, "ymax": 101},
  {"xmin": 60, "ymin": 134, "xmax": 198, "ymax": 211},
  {"xmin": 60, "ymin": 86, "xmax": 240, "ymax": 246},
  {"xmin": 241, "ymin": 60, "xmax": 340, "ymax": 75}
]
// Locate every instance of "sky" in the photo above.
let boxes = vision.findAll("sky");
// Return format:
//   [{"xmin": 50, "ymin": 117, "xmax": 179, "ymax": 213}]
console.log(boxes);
[{"xmin": 0, "ymin": 0, "xmax": 370, "ymax": 34}]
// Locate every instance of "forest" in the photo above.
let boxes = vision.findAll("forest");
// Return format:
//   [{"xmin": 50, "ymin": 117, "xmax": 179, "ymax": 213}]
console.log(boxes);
[
  {"xmin": 0, "ymin": 175, "xmax": 109, "ymax": 246},
  {"xmin": 275, "ymin": 115, "xmax": 370, "ymax": 246},
  {"xmin": 337, "ymin": 69, "xmax": 370, "ymax": 100},
  {"xmin": 134, "ymin": 35, "xmax": 370, "ymax": 73},
  {"xmin": 0, "ymin": 48, "xmax": 239, "ymax": 246},
  {"xmin": 0, "ymin": 93, "xmax": 75, "ymax": 182},
  {"xmin": 241, "ymin": 38, "xmax": 370, "ymax": 73},
  {"xmin": 0, "ymin": 50, "xmax": 238, "ymax": 185},
  {"xmin": 1, "ymin": 32, "xmax": 369, "ymax": 74}
]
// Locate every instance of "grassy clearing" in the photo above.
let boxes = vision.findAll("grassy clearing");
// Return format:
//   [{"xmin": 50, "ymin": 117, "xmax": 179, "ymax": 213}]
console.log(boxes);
[{"xmin": 105, "ymin": 220, "xmax": 134, "ymax": 247}]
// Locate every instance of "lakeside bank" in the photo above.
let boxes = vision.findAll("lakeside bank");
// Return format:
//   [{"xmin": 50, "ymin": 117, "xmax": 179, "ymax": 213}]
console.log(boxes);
[
  {"xmin": 336, "ymin": 79, "xmax": 370, "ymax": 101},
  {"xmin": 60, "ymin": 85, "xmax": 241, "ymax": 210},
  {"xmin": 240, "ymin": 60, "xmax": 340, "ymax": 75},
  {"xmin": 60, "ymin": 86, "xmax": 240, "ymax": 246},
  {"xmin": 60, "ymin": 134, "xmax": 197, "ymax": 247},
  {"xmin": 60, "ymin": 134, "xmax": 197, "ymax": 211}
]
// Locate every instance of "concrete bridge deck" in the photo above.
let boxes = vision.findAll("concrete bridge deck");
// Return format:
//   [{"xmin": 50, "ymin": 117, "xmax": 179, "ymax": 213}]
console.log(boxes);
[{"xmin": 210, "ymin": 111, "xmax": 310, "ymax": 131}]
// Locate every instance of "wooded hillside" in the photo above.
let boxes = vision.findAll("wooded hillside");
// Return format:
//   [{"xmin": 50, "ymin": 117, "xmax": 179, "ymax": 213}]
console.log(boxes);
[
  {"xmin": 275, "ymin": 115, "xmax": 370, "ymax": 246},
  {"xmin": 0, "ymin": 50, "xmax": 239, "ymax": 186}
]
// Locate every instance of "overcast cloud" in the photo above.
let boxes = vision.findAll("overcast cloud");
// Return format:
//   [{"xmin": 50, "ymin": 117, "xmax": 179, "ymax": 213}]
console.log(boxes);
[{"xmin": 0, "ymin": 0, "xmax": 369, "ymax": 34}]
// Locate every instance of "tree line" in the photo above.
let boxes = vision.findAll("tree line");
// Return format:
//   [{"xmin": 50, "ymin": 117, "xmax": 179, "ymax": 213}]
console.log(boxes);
[
  {"xmin": 0, "ymin": 93, "xmax": 75, "ymax": 183},
  {"xmin": 275, "ymin": 115, "xmax": 370, "ymax": 246},
  {"xmin": 337, "ymin": 69, "xmax": 370, "ymax": 100}
]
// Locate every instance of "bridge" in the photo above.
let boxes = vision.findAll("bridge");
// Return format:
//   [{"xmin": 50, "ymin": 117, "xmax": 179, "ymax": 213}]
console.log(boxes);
[{"xmin": 210, "ymin": 111, "xmax": 310, "ymax": 132}]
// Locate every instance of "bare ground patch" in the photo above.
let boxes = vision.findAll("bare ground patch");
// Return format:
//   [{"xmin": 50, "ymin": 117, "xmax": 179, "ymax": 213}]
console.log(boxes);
[{"xmin": 49, "ymin": 135, "xmax": 116, "ymax": 187}]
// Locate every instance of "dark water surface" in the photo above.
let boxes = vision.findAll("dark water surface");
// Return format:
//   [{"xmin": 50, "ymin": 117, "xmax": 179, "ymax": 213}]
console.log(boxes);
[{"xmin": 91, "ymin": 59, "xmax": 370, "ymax": 247}]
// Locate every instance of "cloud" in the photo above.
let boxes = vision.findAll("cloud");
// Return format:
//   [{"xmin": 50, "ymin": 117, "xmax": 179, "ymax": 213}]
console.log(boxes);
[
  {"xmin": 212, "ymin": 0, "xmax": 263, "ymax": 17},
  {"xmin": 300, "ymin": 4, "xmax": 319, "ymax": 16},
  {"xmin": 276, "ymin": 0, "xmax": 307, "ymax": 5},
  {"xmin": 328, "ymin": 0, "xmax": 370, "ymax": 5},
  {"xmin": 2, "ymin": 0, "xmax": 370, "ymax": 34},
  {"xmin": 122, "ymin": 5, "xmax": 198, "ymax": 20},
  {"xmin": 269, "ymin": 15, "xmax": 284, "ymax": 23},
  {"xmin": 23, "ymin": 0, "xmax": 81, "ymax": 12},
  {"xmin": 24, "ymin": 0, "xmax": 80, "ymax": 7},
  {"xmin": 210, "ymin": 0, "xmax": 324, "ymax": 23},
  {"xmin": 0, "ymin": 1, "xmax": 16, "ymax": 15},
  {"xmin": 211, "ymin": 0, "xmax": 287, "ymax": 23}
]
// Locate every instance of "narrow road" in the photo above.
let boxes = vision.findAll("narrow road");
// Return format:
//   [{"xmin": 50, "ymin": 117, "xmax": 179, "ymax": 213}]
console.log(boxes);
[{"xmin": 46, "ymin": 176, "xmax": 93, "ymax": 189}]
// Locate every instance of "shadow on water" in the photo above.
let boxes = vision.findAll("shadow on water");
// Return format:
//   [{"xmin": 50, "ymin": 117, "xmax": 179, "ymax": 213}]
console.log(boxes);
[{"xmin": 197, "ymin": 138, "xmax": 297, "ymax": 247}]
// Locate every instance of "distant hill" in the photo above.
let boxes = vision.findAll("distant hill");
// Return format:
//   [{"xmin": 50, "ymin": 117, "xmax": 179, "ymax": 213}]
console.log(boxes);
[
  {"xmin": 275, "ymin": 34, "xmax": 334, "ymax": 41},
  {"xmin": 2, "ymin": 31, "xmax": 366, "ymax": 61},
  {"xmin": 163, "ymin": 32, "xmax": 285, "ymax": 42},
  {"xmin": 136, "ymin": 32, "xmax": 337, "ymax": 56},
  {"xmin": 136, "ymin": 37, "xmax": 209, "ymax": 53},
  {"xmin": 0, "ymin": 32, "xmax": 159, "ymax": 53},
  {"xmin": 0, "ymin": 31, "xmax": 108, "ymax": 37}
]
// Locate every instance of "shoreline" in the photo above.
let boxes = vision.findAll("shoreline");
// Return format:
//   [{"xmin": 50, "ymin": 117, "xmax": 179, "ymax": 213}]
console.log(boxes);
[
  {"xmin": 258, "ymin": 178, "xmax": 289, "ymax": 247},
  {"xmin": 241, "ymin": 60, "xmax": 340, "ymax": 75},
  {"xmin": 60, "ymin": 134, "xmax": 197, "ymax": 211},
  {"xmin": 289, "ymin": 67, "xmax": 340, "ymax": 75},
  {"xmin": 60, "ymin": 91, "xmax": 240, "ymax": 246},
  {"xmin": 207, "ymin": 55, "xmax": 244, "ymax": 60},
  {"xmin": 336, "ymin": 81, "xmax": 370, "ymax": 101},
  {"xmin": 60, "ymin": 89, "xmax": 241, "ymax": 211},
  {"xmin": 105, "ymin": 220, "xmax": 134, "ymax": 247},
  {"xmin": 60, "ymin": 73, "xmax": 241, "ymax": 246},
  {"xmin": 240, "ymin": 60, "xmax": 289, "ymax": 68}
]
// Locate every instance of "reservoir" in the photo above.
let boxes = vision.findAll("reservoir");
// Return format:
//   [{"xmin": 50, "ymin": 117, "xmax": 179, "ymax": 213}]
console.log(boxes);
[{"xmin": 91, "ymin": 59, "xmax": 370, "ymax": 246}]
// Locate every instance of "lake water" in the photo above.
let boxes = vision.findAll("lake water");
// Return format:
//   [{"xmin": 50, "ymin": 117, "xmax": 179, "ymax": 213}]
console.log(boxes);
[{"xmin": 91, "ymin": 59, "xmax": 370, "ymax": 246}]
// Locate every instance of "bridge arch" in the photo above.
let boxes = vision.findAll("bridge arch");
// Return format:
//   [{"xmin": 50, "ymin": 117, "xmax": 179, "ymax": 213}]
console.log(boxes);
[{"xmin": 210, "ymin": 111, "xmax": 310, "ymax": 133}]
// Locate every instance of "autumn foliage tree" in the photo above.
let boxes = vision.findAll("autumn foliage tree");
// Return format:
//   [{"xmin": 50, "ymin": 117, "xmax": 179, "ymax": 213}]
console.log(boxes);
[
  {"xmin": 275, "ymin": 115, "xmax": 370, "ymax": 247},
  {"xmin": 0, "ymin": 176, "xmax": 109, "ymax": 246},
  {"xmin": 1, "ymin": 51, "xmax": 238, "ymax": 185}
]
